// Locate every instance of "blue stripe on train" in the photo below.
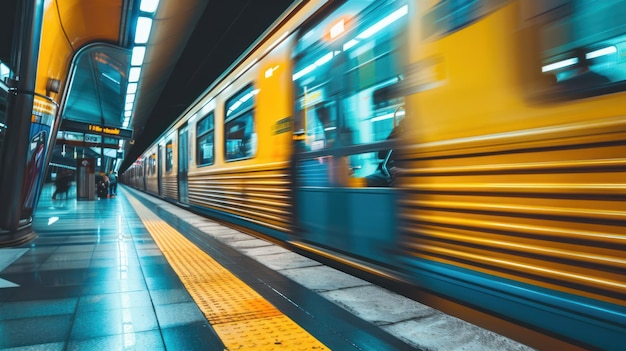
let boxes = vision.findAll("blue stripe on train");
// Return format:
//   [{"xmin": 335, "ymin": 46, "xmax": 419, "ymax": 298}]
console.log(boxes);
[{"xmin": 399, "ymin": 257, "xmax": 626, "ymax": 351}]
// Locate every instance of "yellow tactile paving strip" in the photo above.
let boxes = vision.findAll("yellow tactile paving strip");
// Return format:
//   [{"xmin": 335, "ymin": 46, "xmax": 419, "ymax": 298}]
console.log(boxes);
[{"xmin": 127, "ymin": 196, "xmax": 328, "ymax": 350}]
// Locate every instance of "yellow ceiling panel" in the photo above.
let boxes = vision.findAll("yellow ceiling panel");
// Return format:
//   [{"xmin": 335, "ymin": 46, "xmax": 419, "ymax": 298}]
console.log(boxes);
[
  {"xmin": 56, "ymin": 0, "xmax": 122, "ymax": 47},
  {"xmin": 36, "ymin": 0, "xmax": 123, "ymax": 99}
]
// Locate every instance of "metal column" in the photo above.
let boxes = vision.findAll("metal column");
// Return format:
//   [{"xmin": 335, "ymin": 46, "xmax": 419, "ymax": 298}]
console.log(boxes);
[{"xmin": 0, "ymin": 0, "xmax": 45, "ymax": 243}]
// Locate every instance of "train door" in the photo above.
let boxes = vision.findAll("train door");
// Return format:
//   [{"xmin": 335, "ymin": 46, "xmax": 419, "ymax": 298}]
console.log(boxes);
[
  {"xmin": 157, "ymin": 144, "xmax": 162, "ymax": 195},
  {"xmin": 178, "ymin": 124, "xmax": 189, "ymax": 204},
  {"xmin": 141, "ymin": 156, "xmax": 147, "ymax": 191},
  {"xmin": 291, "ymin": 0, "xmax": 408, "ymax": 267}
]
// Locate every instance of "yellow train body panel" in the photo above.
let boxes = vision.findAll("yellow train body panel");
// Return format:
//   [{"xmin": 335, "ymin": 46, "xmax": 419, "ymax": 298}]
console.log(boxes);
[
  {"xmin": 183, "ymin": 34, "xmax": 297, "ymax": 234},
  {"xmin": 37, "ymin": 0, "xmax": 122, "ymax": 101},
  {"xmin": 399, "ymin": 1, "xmax": 626, "ymax": 307},
  {"xmin": 188, "ymin": 162, "xmax": 292, "ymax": 232}
]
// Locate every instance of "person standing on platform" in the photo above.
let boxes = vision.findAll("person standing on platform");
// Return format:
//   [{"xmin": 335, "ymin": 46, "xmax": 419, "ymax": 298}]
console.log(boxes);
[
  {"xmin": 108, "ymin": 171, "xmax": 117, "ymax": 197},
  {"xmin": 52, "ymin": 169, "xmax": 72, "ymax": 200},
  {"xmin": 97, "ymin": 172, "xmax": 109, "ymax": 199}
]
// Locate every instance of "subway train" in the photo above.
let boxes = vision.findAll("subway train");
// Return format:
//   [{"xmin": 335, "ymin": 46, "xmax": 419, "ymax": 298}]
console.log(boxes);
[{"xmin": 122, "ymin": 0, "xmax": 626, "ymax": 349}]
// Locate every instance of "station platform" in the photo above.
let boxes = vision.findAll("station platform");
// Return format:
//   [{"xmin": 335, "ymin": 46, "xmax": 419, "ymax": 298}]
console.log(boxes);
[{"xmin": 0, "ymin": 183, "xmax": 534, "ymax": 351}]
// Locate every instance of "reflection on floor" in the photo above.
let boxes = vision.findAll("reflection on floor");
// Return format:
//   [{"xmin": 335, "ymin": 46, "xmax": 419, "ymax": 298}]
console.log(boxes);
[{"xmin": 0, "ymin": 183, "xmax": 221, "ymax": 350}]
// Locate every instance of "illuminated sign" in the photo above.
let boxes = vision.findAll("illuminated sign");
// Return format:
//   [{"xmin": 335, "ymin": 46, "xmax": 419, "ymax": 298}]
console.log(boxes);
[
  {"xmin": 88, "ymin": 125, "xmax": 122, "ymax": 136},
  {"xmin": 61, "ymin": 119, "xmax": 133, "ymax": 139}
]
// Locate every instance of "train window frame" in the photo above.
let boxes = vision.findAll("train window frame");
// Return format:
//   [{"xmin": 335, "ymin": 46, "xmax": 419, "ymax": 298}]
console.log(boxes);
[
  {"xmin": 150, "ymin": 153, "xmax": 156, "ymax": 175},
  {"xmin": 196, "ymin": 111, "xmax": 215, "ymax": 167},
  {"xmin": 224, "ymin": 84, "xmax": 258, "ymax": 162},
  {"xmin": 165, "ymin": 140, "xmax": 173, "ymax": 172}
]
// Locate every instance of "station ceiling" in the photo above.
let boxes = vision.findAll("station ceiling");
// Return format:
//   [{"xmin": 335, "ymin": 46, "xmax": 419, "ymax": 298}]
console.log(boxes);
[
  {"xmin": 0, "ymin": 0, "xmax": 296, "ymax": 172},
  {"xmin": 123, "ymin": 0, "xmax": 296, "ymax": 170}
]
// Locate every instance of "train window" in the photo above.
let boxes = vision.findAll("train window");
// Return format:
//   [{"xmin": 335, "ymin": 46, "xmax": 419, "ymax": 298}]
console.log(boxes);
[
  {"xmin": 165, "ymin": 140, "xmax": 173, "ymax": 172},
  {"xmin": 224, "ymin": 85, "xmax": 258, "ymax": 161},
  {"xmin": 149, "ymin": 153, "xmax": 156, "ymax": 175},
  {"xmin": 196, "ymin": 112, "xmax": 214, "ymax": 166},
  {"xmin": 293, "ymin": 1, "xmax": 408, "ymax": 153},
  {"xmin": 534, "ymin": 0, "xmax": 626, "ymax": 98}
]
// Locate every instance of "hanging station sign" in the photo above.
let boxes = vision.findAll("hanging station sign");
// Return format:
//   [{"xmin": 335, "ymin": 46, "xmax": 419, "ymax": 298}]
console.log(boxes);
[{"xmin": 60, "ymin": 119, "xmax": 133, "ymax": 139}]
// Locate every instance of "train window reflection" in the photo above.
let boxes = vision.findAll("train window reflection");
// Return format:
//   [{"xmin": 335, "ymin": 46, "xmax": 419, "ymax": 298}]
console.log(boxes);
[
  {"xmin": 293, "ymin": 1, "xmax": 407, "ymax": 156},
  {"xmin": 165, "ymin": 140, "xmax": 173, "ymax": 172},
  {"xmin": 224, "ymin": 85, "xmax": 257, "ymax": 161},
  {"xmin": 225, "ymin": 85, "xmax": 258, "ymax": 118},
  {"xmin": 225, "ymin": 112, "xmax": 256, "ymax": 161},
  {"xmin": 538, "ymin": 0, "xmax": 626, "ymax": 97},
  {"xmin": 196, "ymin": 112, "xmax": 214, "ymax": 166}
]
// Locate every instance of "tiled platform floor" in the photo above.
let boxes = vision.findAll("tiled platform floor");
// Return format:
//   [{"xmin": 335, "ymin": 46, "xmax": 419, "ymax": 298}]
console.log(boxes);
[
  {"xmin": 0, "ymin": 184, "xmax": 222, "ymax": 350},
  {"xmin": 0, "ymin": 183, "xmax": 535, "ymax": 351}
]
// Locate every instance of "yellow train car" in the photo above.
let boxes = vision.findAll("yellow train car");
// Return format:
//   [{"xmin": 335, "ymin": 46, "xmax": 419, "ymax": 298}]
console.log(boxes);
[
  {"xmin": 139, "ymin": 1, "xmax": 328, "ymax": 239},
  {"xmin": 394, "ymin": 1, "xmax": 626, "ymax": 349},
  {"xmin": 128, "ymin": 1, "xmax": 626, "ymax": 349}
]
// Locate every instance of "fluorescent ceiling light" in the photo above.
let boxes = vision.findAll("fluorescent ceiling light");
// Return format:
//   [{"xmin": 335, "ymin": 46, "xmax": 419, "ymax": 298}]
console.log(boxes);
[
  {"xmin": 371, "ymin": 109, "xmax": 405, "ymax": 122},
  {"xmin": 293, "ymin": 52, "xmax": 335, "ymax": 81},
  {"xmin": 140, "ymin": 0, "xmax": 159, "ymax": 13},
  {"xmin": 586, "ymin": 46, "xmax": 617, "ymax": 59},
  {"xmin": 227, "ymin": 89, "xmax": 259, "ymax": 116},
  {"xmin": 127, "ymin": 82, "xmax": 138, "ymax": 94},
  {"xmin": 125, "ymin": 102, "xmax": 134, "ymax": 110},
  {"xmin": 357, "ymin": 5, "xmax": 408, "ymax": 39},
  {"xmin": 124, "ymin": 111, "xmax": 132, "ymax": 117},
  {"xmin": 129, "ymin": 67, "xmax": 142, "ymax": 82},
  {"xmin": 135, "ymin": 17, "xmax": 153, "ymax": 44},
  {"xmin": 126, "ymin": 94, "xmax": 136, "ymax": 104},
  {"xmin": 542, "ymin": 58, "xmax": 577, "ymax": 72},
  {"xmin": 293, "ymin": 64, "xmax": 315, "ymax": 81},
  {"xmin": 330, "ymin": 19, "xmax": 345, "ymax": 39},
  {"xmin": 131, "ymin": 46, "xmax": 146, "ymax": 66},
  {"xmin": 102, "ymin": 72, "xmax": 120, "ymax": 84},
  {"xmin": 0, "ymin": 62, "xmax": 10, "ymax": 77},
  {"xmin": 343, "ymin": 39, "xmax": 358, "ymax": 51},
  {"xmin": 315, "ymin": 52, "xmax": 334, "ymax": 66}
]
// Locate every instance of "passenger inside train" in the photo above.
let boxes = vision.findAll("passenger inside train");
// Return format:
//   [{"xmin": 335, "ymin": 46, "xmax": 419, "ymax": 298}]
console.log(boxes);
[
  {"xmin": 365, "ymin": 117, "xmax": 405, "ymax": 187},
  {"xmin": 537, "ymin": 1, "xmax": 626, "ymax": 99}
]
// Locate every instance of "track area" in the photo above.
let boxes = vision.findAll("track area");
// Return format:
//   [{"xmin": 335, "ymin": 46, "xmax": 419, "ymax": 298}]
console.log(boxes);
[{"xmin": 125, "ymin": 186, "xmax": 535, "ymax": 351}]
